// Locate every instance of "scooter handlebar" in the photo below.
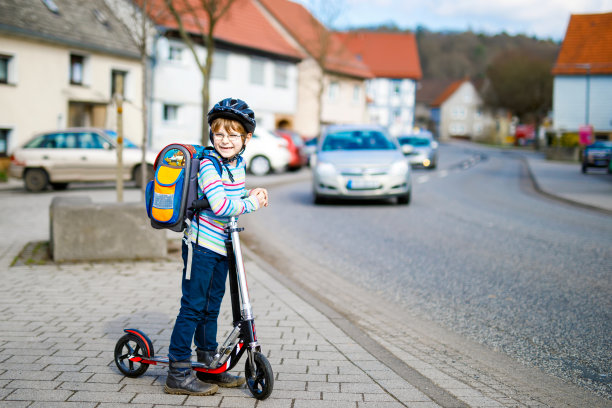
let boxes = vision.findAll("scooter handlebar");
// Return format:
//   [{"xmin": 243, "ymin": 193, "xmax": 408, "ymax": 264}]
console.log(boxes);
[{"xmin": 190, "ymin": 198, "xmax": 211, "ymax": 210}]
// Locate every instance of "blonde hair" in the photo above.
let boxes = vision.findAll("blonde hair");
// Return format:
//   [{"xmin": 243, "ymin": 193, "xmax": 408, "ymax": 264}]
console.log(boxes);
[{"xmin": 210, "ymin": 118, "xmax": 246, "ymax": 135}]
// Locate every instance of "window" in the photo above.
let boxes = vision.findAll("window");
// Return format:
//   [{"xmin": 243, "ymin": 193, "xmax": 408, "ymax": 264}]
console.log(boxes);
[
  {"xmin": 78, "ymin": 132, "xmax": 104, "ymax": 149},
  {"xmin": 353, "ymin": 85, "xmax": 360, "ymax": 102},
  {"xmin": 0, "ymin": 56, "xmax": 10, "ymax": 84},
  {"xmin": 211, "ymin": 52, "xmax": 228, "ymax": 80},
  {"xmin": 274, "ymin": 62, "xmax": 288, "ymax": 88},
  {"xmin": 70, "ymin": 54, "xmax": 85, "ymax": 85},
  {"xmin": 451, "ymin": 107, "xmax": 466, "ymax": 120},
  {"xmin": 163, "ymin": 104, "xmax": 179, "ymax": 122},
  {"xmin": 328, "ymin": 81, "xmax": 339, "ymax": 101},
  {"xmin": 111, "ymin": 70, "xmax": 127, "ymax": 98},
  {"xmin": 392, "ymin": 79, "xmax": 401, "ymax": 96},
  {"xmin": 168, "ymin": 45, "xmax": 183, "ymax": 61},
  {"xmin": 0, "ymin": 128, "xmax": 10, "ymax": 157},
  {"xmin": 250, "ymin": 57, "xmax": 265, "ymax": 85}
]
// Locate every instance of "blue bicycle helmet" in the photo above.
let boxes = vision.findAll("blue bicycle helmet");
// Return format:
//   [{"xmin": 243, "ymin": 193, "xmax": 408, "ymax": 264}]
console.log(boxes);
[{"xmin": 207, "ymin": 98, "xmax": 256, "ymax": 135}]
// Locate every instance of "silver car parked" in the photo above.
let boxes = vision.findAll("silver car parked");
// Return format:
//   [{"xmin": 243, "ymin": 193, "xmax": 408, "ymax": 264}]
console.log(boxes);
[
  {"xmin": 9, "ymin": 128, "xmax": 156, "ymax": 192},
  {"xmin": 312, "ymin": 125, "xmax": 412, "ymax": 205}
]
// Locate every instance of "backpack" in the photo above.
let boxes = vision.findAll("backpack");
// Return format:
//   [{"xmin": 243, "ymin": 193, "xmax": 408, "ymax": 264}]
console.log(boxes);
[{"xmin": 145, "ymin": 144, "xmax": 222, "ymax": 232}]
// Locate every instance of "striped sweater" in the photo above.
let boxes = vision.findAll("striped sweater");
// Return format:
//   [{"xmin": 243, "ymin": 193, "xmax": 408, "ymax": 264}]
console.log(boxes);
[{"xmin": 185, "ymin": 152, "xmax": 259, "ymax": 256}]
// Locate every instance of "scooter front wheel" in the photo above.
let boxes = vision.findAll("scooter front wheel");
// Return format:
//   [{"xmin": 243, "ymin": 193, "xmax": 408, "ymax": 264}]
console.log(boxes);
[
  {"xmin": 114, "ymin": 334, "xmax": 150, "ymax": 377},
  {"xmin": 245, "ymin": 351, "xmax": 274, "ymax": 400}
]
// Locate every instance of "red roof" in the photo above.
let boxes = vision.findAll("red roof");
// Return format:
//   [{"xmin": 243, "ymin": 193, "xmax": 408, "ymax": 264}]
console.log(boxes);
[
  {"xmin": 144, "ymin": 0, "xmax": 302, "ymax": 60},
  {"xmin": 334, "ymin": 31, "xmax": 422, "ymax": 80},
  {"xmin": 552, "ymin": 12, "xmax": 612, "ymax": 75},
  {"xmin": 258, "ymin": 0, "xmax": 372, "ymax": 79},
  {"xmin": 430, "ymin": 79, "xmax": 465, "ymax": 107}
]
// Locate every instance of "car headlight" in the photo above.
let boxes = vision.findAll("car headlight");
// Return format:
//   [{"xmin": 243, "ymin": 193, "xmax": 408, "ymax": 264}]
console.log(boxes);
[
  {"xmin": 316, "ymin": 162, "xmax": 336, "ymax": 177},
  {"xmin": 390, "ymin": 160, "xmax": 409, "ymax": 176}
]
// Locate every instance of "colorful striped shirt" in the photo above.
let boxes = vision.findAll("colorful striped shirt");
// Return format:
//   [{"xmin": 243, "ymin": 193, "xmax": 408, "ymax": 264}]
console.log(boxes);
[{"xmin": 185, "ymin": 151, "xmax": 259, "ymax": 256}]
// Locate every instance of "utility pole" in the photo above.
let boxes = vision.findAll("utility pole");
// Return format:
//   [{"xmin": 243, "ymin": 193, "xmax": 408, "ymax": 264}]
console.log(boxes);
[{"xmin": 115, "ymin": 75, "xmax": 124, "ymax": 202}]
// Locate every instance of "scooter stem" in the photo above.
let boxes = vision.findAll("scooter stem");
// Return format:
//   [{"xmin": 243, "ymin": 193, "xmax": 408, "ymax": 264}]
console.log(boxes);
[{"xmin": 228, "ymin": 216, "xmax": 253, "ymax": 320}]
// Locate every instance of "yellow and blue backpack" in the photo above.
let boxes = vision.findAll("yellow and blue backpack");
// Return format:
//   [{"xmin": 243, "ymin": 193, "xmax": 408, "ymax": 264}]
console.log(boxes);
[{"xmin": 145, "ymin": 144, "xmax": 222, "ymax": 232}]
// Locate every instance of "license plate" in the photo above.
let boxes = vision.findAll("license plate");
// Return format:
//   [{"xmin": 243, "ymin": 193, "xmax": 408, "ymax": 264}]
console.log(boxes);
[{"xmin": 347, "ymin": 179, "xmax": 380, "ymax": 190}]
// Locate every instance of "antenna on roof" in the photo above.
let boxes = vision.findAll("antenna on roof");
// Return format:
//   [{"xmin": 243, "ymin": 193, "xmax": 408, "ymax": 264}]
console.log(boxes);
[{"xmin": 41, "ymin": 0, "xmax": 59, "ymax": 14}]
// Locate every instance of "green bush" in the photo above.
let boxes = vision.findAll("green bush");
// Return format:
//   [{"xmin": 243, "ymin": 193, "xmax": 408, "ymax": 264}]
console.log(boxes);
[
  {"xmin": 552, "ymin": 132, "xmax": 579, "ymax": 148},
  {"xmin": 0, "ymin": 169, "xmax": 7, "ymax": 183}
]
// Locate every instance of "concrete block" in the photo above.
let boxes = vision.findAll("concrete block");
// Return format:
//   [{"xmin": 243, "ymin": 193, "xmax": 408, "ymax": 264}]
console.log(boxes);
[{"xmin": 50, "ymin": 196, "xmax": 167, "ymax": 262}]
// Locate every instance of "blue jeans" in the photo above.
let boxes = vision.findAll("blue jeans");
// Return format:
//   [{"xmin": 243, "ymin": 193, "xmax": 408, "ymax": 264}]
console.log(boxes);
[{"xmin": 168, "ymin": 242, "xmax": 228, "ymax": 362}]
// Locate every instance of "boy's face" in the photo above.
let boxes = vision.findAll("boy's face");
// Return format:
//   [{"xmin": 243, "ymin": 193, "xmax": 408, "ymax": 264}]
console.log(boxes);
[{"xmin": 212, "ymin": 124, "xmax": 252, "ymax": 161}]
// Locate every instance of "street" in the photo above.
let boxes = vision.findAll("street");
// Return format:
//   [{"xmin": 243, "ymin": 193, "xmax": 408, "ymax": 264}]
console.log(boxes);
[
  {"xmin": 242, "ymin": 143, "xmax": 612, "ymax": 399},
  {"xmin": 0, "ymin": 142, "xmax": 611, "ymax": 405}
]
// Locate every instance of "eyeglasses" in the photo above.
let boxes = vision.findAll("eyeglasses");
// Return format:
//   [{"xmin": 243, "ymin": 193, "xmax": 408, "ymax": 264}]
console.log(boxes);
[{"xmin": 213, "ymin": 133, "xmax": 243, "ymax": 142}]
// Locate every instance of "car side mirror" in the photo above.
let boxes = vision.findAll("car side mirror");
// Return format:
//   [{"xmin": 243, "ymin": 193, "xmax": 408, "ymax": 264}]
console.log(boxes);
[{"xmin": 103, "ymin": 142, "xmax": 114, "ymax": 150}]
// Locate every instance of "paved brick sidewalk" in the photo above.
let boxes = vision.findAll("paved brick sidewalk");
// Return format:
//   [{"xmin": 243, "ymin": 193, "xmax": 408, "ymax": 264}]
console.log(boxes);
[{"xmin": 0, "ymin": 254, "xmax": 433, "ymax": 407}]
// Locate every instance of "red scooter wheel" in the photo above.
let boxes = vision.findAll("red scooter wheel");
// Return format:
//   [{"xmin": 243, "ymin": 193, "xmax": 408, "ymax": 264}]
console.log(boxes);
[{"xmin": 114, "ymin": 334, "xmax": 151, "ymax": 377}]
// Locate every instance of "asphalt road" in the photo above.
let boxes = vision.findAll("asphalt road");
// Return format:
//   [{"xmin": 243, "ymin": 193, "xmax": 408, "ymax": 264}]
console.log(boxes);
[{"xmin": 242, "ymin": 143, "xmax": 612, "ymax": 399}]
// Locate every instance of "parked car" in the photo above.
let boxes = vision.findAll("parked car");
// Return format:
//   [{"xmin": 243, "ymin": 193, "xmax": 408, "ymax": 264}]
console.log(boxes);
[
  {"xmin": 9, "ymin": 128, "xmax": 156, "ymax": 192},
  {"xmin": 275, "ymin": 129, "xmax": 308, "ymax": 170},
  {"xmin": 242, "ymin": 128, "xmax": 290, "ymax": 176},
  {"xmin": 397, "ymin": 131, "xmax": 438, "ymax": 169},
  {"xmin": 312, "ymin": 124, "xmax": 411, "ymax": 205},
  {"xmin": 582, "ymin": 140, "xmax": 612, "ymax": 173},
  {"xmin": 303, "ymin": 136, "xmax": 318, "ymax": 166}
]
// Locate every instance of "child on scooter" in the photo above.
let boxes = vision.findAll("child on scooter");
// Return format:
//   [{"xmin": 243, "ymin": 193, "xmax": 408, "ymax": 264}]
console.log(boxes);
[{"xmin": 165, "ymin": 98, "xmax": 269, "ymax": 396}]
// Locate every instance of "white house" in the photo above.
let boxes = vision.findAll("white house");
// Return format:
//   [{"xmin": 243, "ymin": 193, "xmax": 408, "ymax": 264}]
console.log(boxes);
[
  {"xmin": 142, "ymin": 0, "xmax": 303, "ymax": 149},
  {"xmin": 336, "ymin": 31, "xmax": 422, "ymax": 137},
  {"xmin": 552, "ymin": 12, "xmax": 612, "ymax": 141},
  {"xmin": 0, "ymin": 0, "xmax": 143, "ymax": 157}
]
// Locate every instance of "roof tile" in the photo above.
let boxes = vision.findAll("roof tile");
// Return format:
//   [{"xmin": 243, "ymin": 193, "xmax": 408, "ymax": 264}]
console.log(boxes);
[
  {"xmin": 334, "ymin": 31, "xmax": 422, "ymax": 80},
  {"xmin": 552, "ymin": 12, "xmax": 612, "ymax": 75},
  {"xmin": 258, "ymin": 0, "xmax": 372, "ymax": 79}
]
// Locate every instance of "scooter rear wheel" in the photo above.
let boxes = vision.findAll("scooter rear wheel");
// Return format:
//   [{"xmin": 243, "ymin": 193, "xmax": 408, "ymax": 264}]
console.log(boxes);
[
  {"xmin": 114, "ymin": 334, "xmax": 151, "ymax": 377},
  {"xmin": 245, "ymin": 351, "xmax": 274, "ymax": 400}
]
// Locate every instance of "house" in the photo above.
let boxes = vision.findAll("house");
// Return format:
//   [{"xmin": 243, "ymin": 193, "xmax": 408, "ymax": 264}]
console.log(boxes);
[
  {"xmin": 258, "ymin": 0, "xmax": 373, "ymax": 139},
  {"xmin": 551, "ymin": 12, "xmax": 612, "ymax": 141},
  {"xmin": 335, "ymin": 31, "xmax": 422, "ymax": 137},
  {"xmin": 136, "ymin": 0, "xmax": 303, "ymax": 149},
  {"xmin": 415, "ymin": 79, "xmax": 454, "ymax": 134},
  {"xmin": 430, "ymin": 79, "xmax": 492, "ymax": 142},
  {"xmin": 0, "ymin": 0, "xmax": 143, "ymax": 157}
]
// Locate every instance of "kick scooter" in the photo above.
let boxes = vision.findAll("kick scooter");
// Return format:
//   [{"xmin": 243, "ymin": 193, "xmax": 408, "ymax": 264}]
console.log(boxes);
[{"xmin": 114, "ymin": 201, "xmax": 274, "ymax": 400}]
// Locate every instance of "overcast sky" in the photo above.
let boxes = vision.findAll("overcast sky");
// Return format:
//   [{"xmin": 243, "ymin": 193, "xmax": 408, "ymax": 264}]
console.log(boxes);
[{"xmin": 296, "ymin": 0, "xmax": 612, "ymax": 41}]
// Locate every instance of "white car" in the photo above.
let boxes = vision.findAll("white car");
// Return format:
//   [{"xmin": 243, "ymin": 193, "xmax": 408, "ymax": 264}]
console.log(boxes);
[
  {"xmin": 242, "ymin": 128, "xmax": 290, "ymax": 176},
  {"xmin": 9, "ymin": 128, "xmax": 156, "ymax": 192}
]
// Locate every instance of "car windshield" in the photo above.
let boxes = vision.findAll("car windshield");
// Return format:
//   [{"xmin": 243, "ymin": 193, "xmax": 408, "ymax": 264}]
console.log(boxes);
[
  {"xmin": 104, "ymin": 130, "xmax": 138, "ymax": 148},
  {"xmin": 322, "ymin": 130, "xmax": 395, "ymax": 151},
  {"xmin": 591, "ymin": 141, "xmax": 612, "ymax": 148},
  {"xmin": 398, "ymin": 136, "xmax": 431, "ymax": 147}
]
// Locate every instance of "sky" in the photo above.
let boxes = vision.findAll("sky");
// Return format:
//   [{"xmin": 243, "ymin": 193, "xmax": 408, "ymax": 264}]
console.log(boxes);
[{"xmin": 296, "ymin": 0, "xmax": 612, "ymax": 41}]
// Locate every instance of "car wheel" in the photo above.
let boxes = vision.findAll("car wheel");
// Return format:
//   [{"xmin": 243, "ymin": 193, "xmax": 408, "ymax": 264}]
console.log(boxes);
[
  {"xmin": 397, "ymin": 192, "xmax": 411, "ymax": 205},
  {"xmin": 24, "ymin": 168, "xmax": 49, "ymax": 192},
  {"xmin": 51, "ymin": 182, "xmax": 69, "ymax": 190},
  {"xmin": 581, "ymin": 163, "xmax": 587, "ymax": 173},
  {"xmin": 249, "ymin": 156, "xmax": 271, "ymax": 176},
  {"xmin": 133, "ymin": 164, "xmax": 154, "ymax": 188}
]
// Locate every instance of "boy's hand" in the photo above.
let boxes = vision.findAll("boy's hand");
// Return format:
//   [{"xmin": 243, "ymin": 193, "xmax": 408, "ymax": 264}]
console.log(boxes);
[{"xmin": 250, "ymin": 188, "xmax": 269, "ymax": 207}]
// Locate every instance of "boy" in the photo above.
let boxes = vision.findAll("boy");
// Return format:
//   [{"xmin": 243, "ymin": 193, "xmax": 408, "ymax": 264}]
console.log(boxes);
[{"xmin": 165, "ymin": 98, "xmax": 269, "ymax": 396}]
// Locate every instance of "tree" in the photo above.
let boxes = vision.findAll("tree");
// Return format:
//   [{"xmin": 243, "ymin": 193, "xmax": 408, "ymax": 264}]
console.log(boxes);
[
  {"xmin": 164, "ymin": 0, "xmax": 236, "ymax": 145},
  {"xmin": 484, "ymin": 50, "xmax": 554, "ymax": 122},
  {"xmin": 105, "ymin": 0, "xmax": 160, "ymax": 199}
]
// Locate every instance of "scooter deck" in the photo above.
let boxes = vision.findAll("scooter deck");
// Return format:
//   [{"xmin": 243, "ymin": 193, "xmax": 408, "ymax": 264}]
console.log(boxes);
[{"xmin": 128, "ymin": 355, "xmax": 231, "ymax": 374}]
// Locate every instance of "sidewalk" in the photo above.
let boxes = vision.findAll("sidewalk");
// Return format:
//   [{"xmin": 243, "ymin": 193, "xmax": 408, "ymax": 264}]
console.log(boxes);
[{"xmin": 0, "ymin": 153, "xmax": 610, "ymax": 407}]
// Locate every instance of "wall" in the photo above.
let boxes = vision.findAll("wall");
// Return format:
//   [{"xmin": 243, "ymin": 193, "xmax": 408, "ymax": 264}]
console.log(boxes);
[
  {"xmin": 0, "ymin": 36, "xmax": 143, "ymax": 151},
  {"xmin": 553, "ymin": 75, "xmax": 612, "ymax": 132},
  {"xmin": 151, "ymin": 37, "xmax": 299, "ymax": 149},
  {"xmin": 366, "ymin": 78, "xmax": 417, "ymax": 136}
]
